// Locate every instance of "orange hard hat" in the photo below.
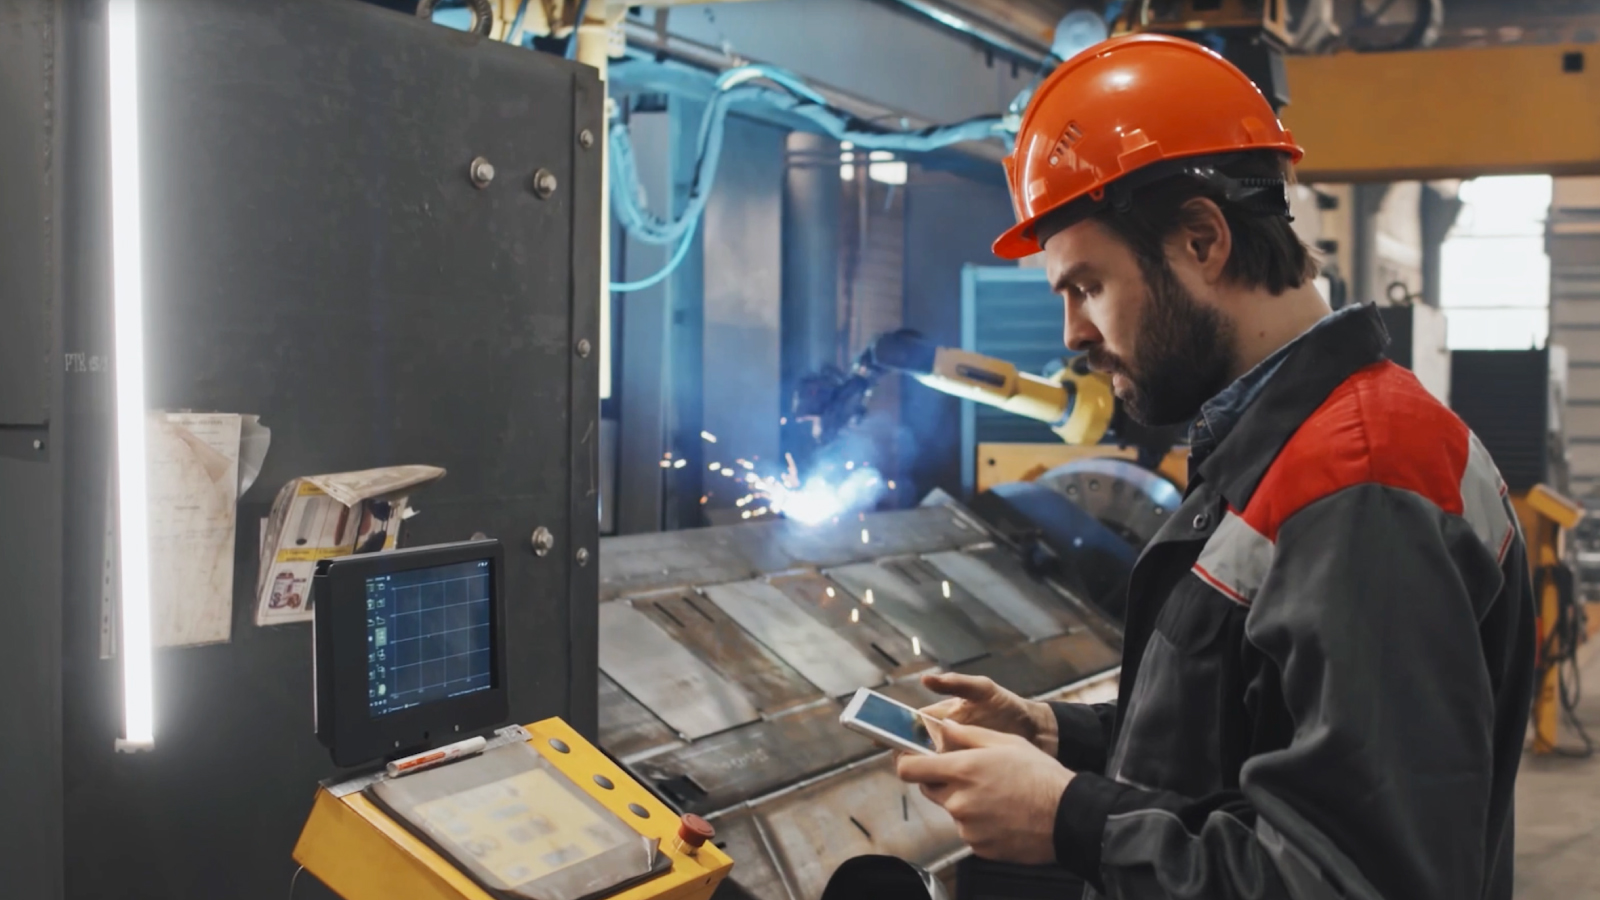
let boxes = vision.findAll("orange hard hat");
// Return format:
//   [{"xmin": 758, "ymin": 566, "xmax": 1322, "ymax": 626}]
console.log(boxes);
[{"xmin": 993, "ymin": 33, "xmax": 1303, "ymax": 260}]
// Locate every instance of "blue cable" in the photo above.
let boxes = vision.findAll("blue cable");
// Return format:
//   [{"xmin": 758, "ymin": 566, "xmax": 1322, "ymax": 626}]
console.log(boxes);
[
  {"xmin": 565, "ymin": 0, "xmax": 591, "ymax": 60},
  {"xmin": 611, "ymin": 227, "xmax": 698, "ymax": 293},
  {"xmin": 607, "ymin": 59, "xmax": 1011, "ymax": 292},
  {"xmin": 507, "ymin": 0, "xmax": 528, "ymax": 45}
]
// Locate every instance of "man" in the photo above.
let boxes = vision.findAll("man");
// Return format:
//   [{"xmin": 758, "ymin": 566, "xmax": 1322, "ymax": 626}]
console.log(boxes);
[{"xmin": 896, "ymin": 33, "xmax": 1534, "ymax": 900}]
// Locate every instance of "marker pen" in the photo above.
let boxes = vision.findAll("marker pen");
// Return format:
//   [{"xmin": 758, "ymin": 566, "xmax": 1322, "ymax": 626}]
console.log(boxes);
[{"xmin": 386, "ymin": 735, "xmax": 488, "ymax": 778}]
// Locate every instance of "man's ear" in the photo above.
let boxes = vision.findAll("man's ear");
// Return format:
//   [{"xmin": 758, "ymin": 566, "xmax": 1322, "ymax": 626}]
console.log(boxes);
[{"xmin": 1173, "ymin": 197, "xmax": 1232, "ymax": 284}]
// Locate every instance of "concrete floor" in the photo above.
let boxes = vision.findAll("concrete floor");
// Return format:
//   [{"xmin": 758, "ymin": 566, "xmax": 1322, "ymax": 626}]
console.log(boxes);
[{"xmin": 1514, "ymin": 651, "xmax": 1600, "ymax": 898}]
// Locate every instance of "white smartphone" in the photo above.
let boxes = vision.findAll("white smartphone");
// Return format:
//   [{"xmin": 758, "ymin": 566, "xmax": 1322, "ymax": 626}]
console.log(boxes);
[{"xmin": 839, "ymin": 687, "xmax": 939, "ymax": 755}]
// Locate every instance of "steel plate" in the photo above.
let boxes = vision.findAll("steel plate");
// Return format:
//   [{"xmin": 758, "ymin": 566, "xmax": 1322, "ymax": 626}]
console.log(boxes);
[
  {"xmin": 825, "ymin": 564, "xmax": 990, "ymax": 665},
  {"xmin": 922, "ymin": 548, "xmax": 1081, "ymax": 641},
  {"xmin": 599, "ymin": 527, "xmax": 757, "ymax": 602},
  {"xmin": 702, "ymin": 581, "xmax": 887, "ymax": 696},
  {"xmin": 633, "ymin": 701, "xmax": 879, "ymax": 815},
  {"xmin": 707, "ymin": 810, "xmax": 795, "ymax": 900},
  {"xmin": 597, "ymin": 673, "xmax": 682, "ymax": 762},
  {"xmin": 878, "ymin": 557, "xmax": 1028, "ymax": 649},
  {"xmin": 765, "ymin": 573, "xmax": 931, "ymax": 679},
  {"xmin": 597, "ymin": 600, "xmax": 760, "ymax": 740},
  {"xmin": 635, "ymin": 590, "xmax": 822, "ymax": 715},
  {"xmin": 953, "ymin": 630, "xmax": 1122, "ymax": 700},
  {"xmin": 735, "ymin": 507, "xmax": 986, "ymax": 572},
  {"xmin": 753, "ymin": 757, "xmax": 964, "ymax": 900}
]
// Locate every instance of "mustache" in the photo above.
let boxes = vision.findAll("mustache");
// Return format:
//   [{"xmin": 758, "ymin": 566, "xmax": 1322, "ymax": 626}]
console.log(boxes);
[{"xmin": 1085, "ymin": 346, "xmax": 1126, "ymax": 376}]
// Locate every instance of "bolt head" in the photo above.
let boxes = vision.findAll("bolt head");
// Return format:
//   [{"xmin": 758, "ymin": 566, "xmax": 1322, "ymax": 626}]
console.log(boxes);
[
  {"xmin": 579, "ymin": 129, "xmax": 595, "ymax": 149},
  {"xmin": 531, "ymin": 526, "xmax": 554, "ymax": 556},
  {"xmin": 470, "ymin": 156, "xmax": 495, "ymax": 188},
  {"xmin": 576, "ymin": 548, "xmax": 590, "ymax": 566},
  {"xmin": 533, "ymin": 168, "xmax": 558, "ymax": 198},
  {"xmin": 32, "ymin": 439, "xmax": 42, "ymax": 450},
  {"xmin": 576, "ymin": 339, "xmax": 592, "ymax": 358}
]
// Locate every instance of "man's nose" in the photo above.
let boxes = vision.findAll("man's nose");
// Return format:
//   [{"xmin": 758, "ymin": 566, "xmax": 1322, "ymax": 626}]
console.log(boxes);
[{"xmin": 1063, "ymin": 296, "xmax": 1100, "ymax": 354}]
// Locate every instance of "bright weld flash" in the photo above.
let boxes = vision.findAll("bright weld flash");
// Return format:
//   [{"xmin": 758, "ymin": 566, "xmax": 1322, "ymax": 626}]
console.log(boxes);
[{"xmin": 110, "ymin": 0, "xmax": 154, "ymax": 752}]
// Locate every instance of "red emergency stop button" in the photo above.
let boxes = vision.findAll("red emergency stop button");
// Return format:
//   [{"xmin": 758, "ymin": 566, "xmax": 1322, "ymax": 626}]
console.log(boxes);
[{"xmin": 675, "ymin": 814, "xmax": 715, "ymax": 856}]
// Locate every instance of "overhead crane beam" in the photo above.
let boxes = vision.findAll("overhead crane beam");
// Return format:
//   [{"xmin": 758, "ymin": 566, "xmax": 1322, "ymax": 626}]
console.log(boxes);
[{"xmin": 1285, "ymin": 42, "xmax": 1600, "ymax": 182}]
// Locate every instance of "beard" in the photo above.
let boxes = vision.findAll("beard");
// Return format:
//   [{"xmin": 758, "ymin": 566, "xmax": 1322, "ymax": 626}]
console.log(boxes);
[{"xmin": 1086, "ymin": 260, "xmax": 1237, "ymax": 427}]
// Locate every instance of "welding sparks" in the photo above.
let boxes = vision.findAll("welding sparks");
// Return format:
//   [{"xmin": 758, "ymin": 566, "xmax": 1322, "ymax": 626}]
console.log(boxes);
[
  {"xmin": 659, "ymin": 460, "xmax": 671, "ymax": 469},
  {"xmin": 674, "ymin": 459, "xmax": 687, "ymax": 469},
  {"xmin": 709, "ymin": 462, "xmax": 721, "ymax": 472},
  {"xmin": 825, "ymin": 587, "xmax": 835, "ymax": 598},
  {"xmin": 738, "ymin": 459, "xmax": 755, "ymax": 471},
  {"xmin": 941, "ymin": 580, "xmax": 951, "ymax": 599},
  {"xmin": 845, "ymin": 461, "xmax": 855, "ymax": 470},
  {"xmin": 701, "ymin": 431, "xmax": 718, "ymax": 444},
  {"xmin": 701, "ymin": 495, "xmax": 708, "ymax": 505},
  {"xmin": 888, "ymin": 480, "xmax": 896, "ymax": 490},
  {"xmin": 912, "ymin": 636, "xmax": 922, "ymax": 656},
  {"xmin": 864, "ymin": 589, "xmax": 874, "ymax": 605},
  {"xmin": 850, "ymin": 607, "xmax": 860, "ymax": 623},
  {"xmin": 861, "ymin": 529, "xmax": 870, "ymax": 544}
]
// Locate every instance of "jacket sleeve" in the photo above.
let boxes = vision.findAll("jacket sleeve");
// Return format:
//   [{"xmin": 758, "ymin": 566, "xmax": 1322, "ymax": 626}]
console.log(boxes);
[
  {"xmin": 1052, "ymin": 483, "xmax": 1513, "ymax": 899},
  {"xmin": 1047, "ymin": 701, "xmax": 1117, "ymax": 773}
]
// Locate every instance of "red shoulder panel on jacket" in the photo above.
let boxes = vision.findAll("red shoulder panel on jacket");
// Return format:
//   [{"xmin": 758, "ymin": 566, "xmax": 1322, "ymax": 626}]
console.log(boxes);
[{"xmin": 1239, "ymin": 361, "xmax": 1469, "ymax": 541}]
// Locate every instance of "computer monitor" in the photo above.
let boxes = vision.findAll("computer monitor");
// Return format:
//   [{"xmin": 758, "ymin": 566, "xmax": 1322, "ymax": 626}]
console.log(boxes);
[{"xmin": 314, "ymin": 539, "xmax": 508, "ymax": 768}]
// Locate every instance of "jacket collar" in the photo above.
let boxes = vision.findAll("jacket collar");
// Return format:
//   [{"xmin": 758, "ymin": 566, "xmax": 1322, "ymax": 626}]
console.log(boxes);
[{"xmin": 1194, "ymin": 303, "xmax": 1391, "ymax": 512}]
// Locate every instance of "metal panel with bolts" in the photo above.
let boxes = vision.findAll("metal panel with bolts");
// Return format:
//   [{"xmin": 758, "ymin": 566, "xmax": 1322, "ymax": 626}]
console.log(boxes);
[{"xmin": 52, "ymin": 4, "xmax": 602, "ymax": 897}]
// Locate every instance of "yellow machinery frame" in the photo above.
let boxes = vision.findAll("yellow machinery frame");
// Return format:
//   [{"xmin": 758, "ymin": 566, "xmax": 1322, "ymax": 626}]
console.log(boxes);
[
  {"xmin": 1513, "ymin": 486, "xmax": 1586, "ymax": 755},
  {"xmin": 294, "ymin": 718, "xmax": 733, "ymax": 900}
]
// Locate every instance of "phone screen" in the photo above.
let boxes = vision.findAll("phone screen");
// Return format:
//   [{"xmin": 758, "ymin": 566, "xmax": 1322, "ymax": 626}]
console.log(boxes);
[{"xmin": 855, "ymin": 692, "xmax": 936, "ymax": 752}]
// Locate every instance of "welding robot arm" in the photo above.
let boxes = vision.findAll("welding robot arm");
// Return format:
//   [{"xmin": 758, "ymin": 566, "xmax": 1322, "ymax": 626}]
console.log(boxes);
[
  {"xmin": 792, "ymin": 330, "xmax": 1116, "ymax": 447},
  {"xmin": 866, "ymin": 330, "xmax": 1116, "ymax": 446}
]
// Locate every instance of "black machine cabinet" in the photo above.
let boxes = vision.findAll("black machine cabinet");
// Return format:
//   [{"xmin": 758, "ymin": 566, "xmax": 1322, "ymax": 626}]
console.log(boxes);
[{"xmin": 0, "ymin": 1, "xmax": 601, "ymax": 897}]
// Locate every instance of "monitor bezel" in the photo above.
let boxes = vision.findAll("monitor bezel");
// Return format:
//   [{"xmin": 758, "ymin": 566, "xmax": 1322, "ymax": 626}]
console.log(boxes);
[{"xmin": 314, "ymin": 539, "xmax": 508, "ymax": 769}]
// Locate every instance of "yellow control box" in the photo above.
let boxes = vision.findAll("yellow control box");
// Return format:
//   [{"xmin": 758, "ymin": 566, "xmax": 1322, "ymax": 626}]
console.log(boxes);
[{"xmin": 294, "ymin": 718, "xmax": 733, "ymax": 900}]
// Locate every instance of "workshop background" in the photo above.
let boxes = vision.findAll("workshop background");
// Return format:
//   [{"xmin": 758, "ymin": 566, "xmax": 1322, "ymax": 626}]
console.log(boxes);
[{"xmin": 9, "ymin": 1, "xmax": 1600, "ymax": 899}]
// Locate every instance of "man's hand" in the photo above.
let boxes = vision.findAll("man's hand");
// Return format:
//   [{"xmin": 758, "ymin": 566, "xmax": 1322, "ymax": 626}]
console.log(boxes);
[
  {"xmin": 920, "ymin": 672, "xmax": 1059, "ymax": 757},
  {"xmin": 897, "ymin": 718, "xmax": 1073, "ymax": 865}
]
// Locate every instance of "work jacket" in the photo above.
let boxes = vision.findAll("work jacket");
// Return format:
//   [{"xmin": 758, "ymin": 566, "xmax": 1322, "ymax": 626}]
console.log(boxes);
[{"xmin": 1047, "ymin": 304, "xmax": 1535, "ymax": 899}]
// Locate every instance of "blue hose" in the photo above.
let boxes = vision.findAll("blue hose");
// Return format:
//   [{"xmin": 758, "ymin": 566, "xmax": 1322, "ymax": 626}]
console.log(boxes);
[{"xmin": 609, "ymin": 58, "xmax": 1010, "ymax": 293}]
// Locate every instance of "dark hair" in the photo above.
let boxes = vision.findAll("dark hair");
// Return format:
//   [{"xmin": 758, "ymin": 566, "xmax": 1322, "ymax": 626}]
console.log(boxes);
[{"xmin": 1093, "ymin": 151, "xmax": 1317, "ymax": 296}]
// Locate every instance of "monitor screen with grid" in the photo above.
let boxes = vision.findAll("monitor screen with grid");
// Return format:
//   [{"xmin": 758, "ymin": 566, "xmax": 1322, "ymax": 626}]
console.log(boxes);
[{"xmin": 365, "ymin": 558, "xmax": 494, "ymax": 717}]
